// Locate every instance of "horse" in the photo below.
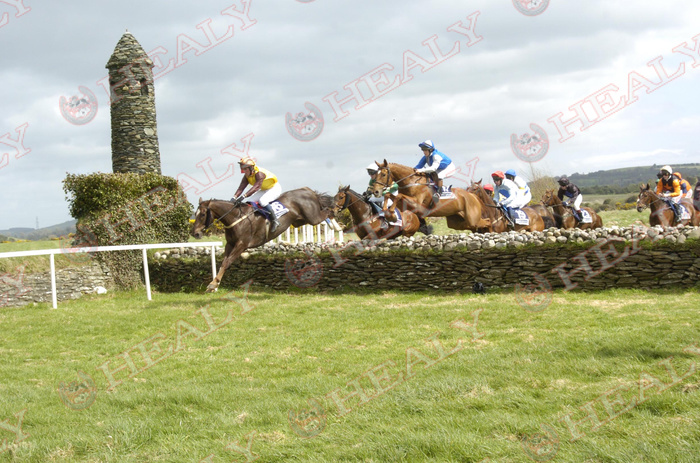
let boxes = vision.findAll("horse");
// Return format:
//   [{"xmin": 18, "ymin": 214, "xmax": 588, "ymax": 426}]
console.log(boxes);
[
  {"xmin": 332, "ymin": 186, "xmax": 420, "ymax": 239},
  {"xmin": 636, "ymin": 184, "xmax": 699, "ymax": 228},
  {"xmin": 191, "ymin": 187, "xmax": 337, "ymax": 292},
  {"xmin": 694, "ymin": 180, "xmax": 700, "ymax": 211},
  {"xmin": 371, "ymin": 160, "xmax": 489, "ymax": 232},
  {"xmin": 541, "ymin": 189, "xmax": 603, "ymax": 229},
  {"xmin": 467, "ymin": 181, "xmax": 545, "ymax": 232}
]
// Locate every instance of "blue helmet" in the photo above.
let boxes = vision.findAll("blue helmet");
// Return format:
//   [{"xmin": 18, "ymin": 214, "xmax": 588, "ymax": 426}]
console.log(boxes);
[{"xmin": 505, "ymin": 169, "xmax": 517, "ymax": 178}]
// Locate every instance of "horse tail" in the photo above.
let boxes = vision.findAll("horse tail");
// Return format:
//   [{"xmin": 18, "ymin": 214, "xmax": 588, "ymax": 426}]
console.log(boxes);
[
  {"xmin": 542, "ymin": 216, "xmax": 555, "ymax": 229},
  {"xmin": 314, "ymin": 190, "xmax": 335, "ymax": 212}
]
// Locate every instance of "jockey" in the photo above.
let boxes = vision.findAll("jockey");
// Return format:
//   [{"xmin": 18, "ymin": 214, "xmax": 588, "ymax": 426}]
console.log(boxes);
[
  {"xmin": 232, "ymin": 157, "xmax": 282, "ymax": 232},
  {"xmin": 656, "ymin": 165, "xmax": 682, "ymax": 222},
  {"xmin": 505, "ymin": 169, "xmax": 532, "ymax": 206},
  {"xmin": 556, "ymin": 176, "xmax": 583, "ymax": 222},
  {"xmin": 414, "ymin": 139, "xmax": 456, "ymax": 204},
  {"xmin": 364, "ymin": 162, "xmax": 398, "ymax": 216},
  {"xmin": 672, "ymin": 171, "xmax": 693, "ymax": 199},
  {"xmin": 492, "ymin": 171, "xmax": 519, "ymax": 228}
]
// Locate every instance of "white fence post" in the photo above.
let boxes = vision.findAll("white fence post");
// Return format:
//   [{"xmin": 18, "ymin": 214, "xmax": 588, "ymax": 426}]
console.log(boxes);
[
  {"xmin": 142, "ymin": 248, "xmax": 152, "ymax": 301},
  {"xmin": 50, "ymin": 253, "xmax": 57, "ymax": 309}
]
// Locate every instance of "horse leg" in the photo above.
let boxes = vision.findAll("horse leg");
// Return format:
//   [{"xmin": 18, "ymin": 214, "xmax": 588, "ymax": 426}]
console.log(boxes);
[{"xmin": 207, "ymin": 241, "xmax": 248, "ymax": 293}]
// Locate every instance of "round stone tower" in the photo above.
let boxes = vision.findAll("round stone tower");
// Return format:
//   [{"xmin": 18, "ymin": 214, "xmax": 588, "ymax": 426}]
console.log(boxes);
[{"xmin": 106, "ymin": 31, "xmax": 161, "ymax": 174}]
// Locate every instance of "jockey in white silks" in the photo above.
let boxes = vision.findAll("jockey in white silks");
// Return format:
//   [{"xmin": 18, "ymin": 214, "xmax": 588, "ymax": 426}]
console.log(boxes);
[
  {"xmin": 492, "ymin": 170, "xmax": 520, "ymax": 228},
  {"xmin": 505, "ymin": 169, "xmax": 532, "ymax": 208}
]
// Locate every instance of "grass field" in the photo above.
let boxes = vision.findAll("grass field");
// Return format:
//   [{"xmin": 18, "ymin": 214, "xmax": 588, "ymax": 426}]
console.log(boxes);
[{"xmin": 1, "ymin": 286, "xmax": 699, "ymax": 462}]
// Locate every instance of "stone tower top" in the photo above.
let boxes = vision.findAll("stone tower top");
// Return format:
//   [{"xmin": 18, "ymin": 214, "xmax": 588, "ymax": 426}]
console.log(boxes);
[
  {"xmin": 106, "ymin": 31, "xmax": 153, "ymax": 70},
  {"xmin": 107, "ymin": 31, "xmax": 161, "ymax": 175}
]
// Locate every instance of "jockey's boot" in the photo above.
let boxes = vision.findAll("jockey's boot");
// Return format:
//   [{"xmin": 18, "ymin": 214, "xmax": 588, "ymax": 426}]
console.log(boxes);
[
  {"xmin": 672, "ymin": 203, "xmax": 681, "ymax": 224},
  {"xmin": 573, "ymin": 209, "xmax": 582, "ymax": 223},
  {"xmin": 264, "ymin": 204, "xmax": 279, "ymax": 232}
]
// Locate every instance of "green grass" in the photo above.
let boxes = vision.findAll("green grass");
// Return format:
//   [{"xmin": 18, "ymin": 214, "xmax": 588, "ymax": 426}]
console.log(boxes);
[{"xmin": 1, "ymin": 287, "xmax": 699, "ymax": 462}]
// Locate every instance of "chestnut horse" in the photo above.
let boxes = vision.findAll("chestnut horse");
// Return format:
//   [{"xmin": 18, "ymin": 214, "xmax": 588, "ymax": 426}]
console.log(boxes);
[
  {"xmin": 332, "ymin": 186, "xmax": 420, "ymax": 239},
  {"xmin": 467, "ymin": 181, "xmax": 545, "ymax": 232},
  {"xmin": 636, "ymin": 184, "xmax": 699, "ymax": 227},
  {"xmin": 372, "ymin": 160, "xmax": 489, "ymax": 232},
  {"xmin": 191, "ymin": 188, "xmax": 337, "ymax": 292},
  {"xmin": 542, "ymin": 189, "xmax": 603, "ymax": 229}
]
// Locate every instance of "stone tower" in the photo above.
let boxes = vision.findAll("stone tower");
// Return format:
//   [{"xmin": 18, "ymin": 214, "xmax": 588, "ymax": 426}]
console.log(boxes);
[{"xmin": 106, "ymin": 32, "xmax": 161, "ymax": 174}]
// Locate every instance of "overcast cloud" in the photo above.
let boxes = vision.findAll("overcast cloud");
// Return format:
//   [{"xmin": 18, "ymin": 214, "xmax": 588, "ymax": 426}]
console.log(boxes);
[{"xmin": 1, "ymin": 0, "xmax": 699, "ymax": 230}]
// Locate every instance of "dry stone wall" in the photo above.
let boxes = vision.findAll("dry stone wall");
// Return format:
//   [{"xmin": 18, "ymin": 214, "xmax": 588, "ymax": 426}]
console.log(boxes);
[
  {"xmin": 0, "ymin": 262, "xmax": 113, "ymax": 308},
  {"xmin": 148, "ymin": 226, "xmax": 700, "ymax": 293}
]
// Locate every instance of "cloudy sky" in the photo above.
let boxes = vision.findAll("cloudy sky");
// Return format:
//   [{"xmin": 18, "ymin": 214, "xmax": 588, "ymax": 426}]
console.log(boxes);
[{"xmin": 1, "ymin": 0, "xmax": 699, "ymax": 230}]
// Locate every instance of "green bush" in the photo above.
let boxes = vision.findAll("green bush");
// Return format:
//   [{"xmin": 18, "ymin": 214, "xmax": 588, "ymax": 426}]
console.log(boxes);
[{"xmin": 63, "ymin": 173, "xmax": 193, "ymax": 289}]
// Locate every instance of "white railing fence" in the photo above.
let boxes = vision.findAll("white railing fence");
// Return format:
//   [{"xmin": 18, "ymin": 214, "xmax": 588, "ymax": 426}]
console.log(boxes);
[
  {"xmin": 278, "ymin": 223, "xmax": 343, "ymax": 244},
  {"xmin": 0, "ymin": 242, "xmax": 223, "ymax": 309}
]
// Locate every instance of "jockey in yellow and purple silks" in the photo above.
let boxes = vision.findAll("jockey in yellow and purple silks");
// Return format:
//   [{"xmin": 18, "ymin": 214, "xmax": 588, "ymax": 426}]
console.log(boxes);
[
  {"xmin": 233, "ymin": 157, "xmax": 282, "ymax": 232},
  {"xmin": 414, "ymin": 139, "xmax": 456, "ymax": 204},
  {"xmin": 655, "ymin": 165, "xmax": 682, "ymax": 222}
]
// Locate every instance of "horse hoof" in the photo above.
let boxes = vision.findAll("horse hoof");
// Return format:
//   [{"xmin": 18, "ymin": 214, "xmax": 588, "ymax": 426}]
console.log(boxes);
[{"xmin": 205, "ymin": 284, "xmax": 219, "ymax": 293}]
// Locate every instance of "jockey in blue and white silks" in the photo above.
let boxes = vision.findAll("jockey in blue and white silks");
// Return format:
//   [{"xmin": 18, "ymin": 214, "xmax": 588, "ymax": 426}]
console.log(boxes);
[
  {"xmin": 505, "ymin": 169, "xmax": 532, "ymax": 208},
  {"xmin": 414, "ymin": 140, "xmax": 456, "ymax": 203}
]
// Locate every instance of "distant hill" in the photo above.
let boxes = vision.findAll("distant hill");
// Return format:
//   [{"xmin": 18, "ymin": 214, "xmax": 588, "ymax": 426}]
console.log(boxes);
[
  {"xmin": 558, "ymin": 163, "xmax": 700, "ymax": 195},
  {"xmin": 0, "ymin": 220, "xmax": 76, "ymax": 241}
]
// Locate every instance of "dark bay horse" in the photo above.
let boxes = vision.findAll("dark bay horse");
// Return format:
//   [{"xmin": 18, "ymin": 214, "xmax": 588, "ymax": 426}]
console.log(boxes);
[
  {"xmin": 191, "ymin": 188, "xmax": 337, "ymax": 292},
  {"xmin": 372, "ymin": 160, "xmax": 489, "ymax": 232},
  {"xmin": 332, "ymin": 186, "xmax": 420, "ymax": 239},
  {"xmin": 637, "ymin": 184, "xmax": 699, "ymax": 227},
  {"xmin": 467, "ymin": 181, "xmax": 545, "ymax": 232},
  {"xmin": 542, "ymin": 189, "xmax": 603, "ymax": 229}
]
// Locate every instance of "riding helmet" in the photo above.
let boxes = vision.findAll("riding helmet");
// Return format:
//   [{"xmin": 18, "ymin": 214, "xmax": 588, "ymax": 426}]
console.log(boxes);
[{"xmin": 418, "ymin": 140, "xmax": 435, "ymax": 152}]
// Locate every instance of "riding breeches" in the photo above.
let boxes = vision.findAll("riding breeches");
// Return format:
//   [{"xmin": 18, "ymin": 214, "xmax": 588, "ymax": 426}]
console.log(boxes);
[
  {"xmin": 244, "ymin": 182, "xmax": 282, "ymax": 207},
  {"xmin": 436, "ymin": 163, "xmax": 456, "ymax": 179}
]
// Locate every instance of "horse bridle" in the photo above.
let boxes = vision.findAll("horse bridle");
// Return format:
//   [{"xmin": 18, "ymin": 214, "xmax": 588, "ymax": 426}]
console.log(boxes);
[
  {"xmin": 335, "ymin": 190, "xmax": 367, "ymax": 212},
  {"xmin": 636, "ymin": 190, "xmax": 665, "ymax": 211},
  {"xmin": 375, "ymin": 165, "xmax": 427, "ymax": 189},
  {"xmin": 199, "ymin": 202, "xmax": 250, "ymax": 232}
]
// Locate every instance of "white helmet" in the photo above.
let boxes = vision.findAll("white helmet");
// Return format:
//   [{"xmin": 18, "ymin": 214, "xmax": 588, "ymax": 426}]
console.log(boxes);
[
  {"xmin": 366, "ymin": 162, "xmax": 378, "ymax": 174},
  {"xmin": 661, "ymin": 165, "xmax": 673, "ymax": 175}
]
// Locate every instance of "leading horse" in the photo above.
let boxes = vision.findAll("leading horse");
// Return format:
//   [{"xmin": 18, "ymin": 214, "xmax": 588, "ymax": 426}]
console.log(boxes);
[
  {"xmin": 541, "ymin": 189, "xmax": 603, "ymax": 229},
  {"xmin": 333, "ymin": 186, "xmax": 420, "ymax": 239},
  {"xmin": 467, "ymin": 181, "xmax": 545, "ymax": 232},
  {"xmin": 191, "ymin": 188, "xmax": 337, "ymax": 292},
  {"xmin": 637, "ymin": 184, "xmax": 699, "ymax": 228},
  {"xmin": 372, "ymin": 160, "xmax": 488, "ymax": 232}
]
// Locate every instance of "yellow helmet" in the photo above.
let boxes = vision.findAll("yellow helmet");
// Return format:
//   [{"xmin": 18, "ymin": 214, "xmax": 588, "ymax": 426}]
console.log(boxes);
[{"xmin": 239, "ymin": 156, "xmax": 256, "ymax": 167}]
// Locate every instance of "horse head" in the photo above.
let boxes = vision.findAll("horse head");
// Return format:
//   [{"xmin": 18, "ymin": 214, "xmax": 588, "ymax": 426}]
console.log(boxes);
[
  {"xmin": 636, "ymin": 183, "xmax": 654, "ymax": 212},
  {"xmin": 191, "ymin": 198, "xmax": 213, "ymax": 239},
  {"xmin": 541, "ymin": 189, "xmax": 556, "ymax": 206},
  {"xmin": 333, "ymin": 185, "xmax": 352, "ymax": 214},
  {"xmin": 372, "ymin": 160, "xmax": 393, "ymax": 198}
]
